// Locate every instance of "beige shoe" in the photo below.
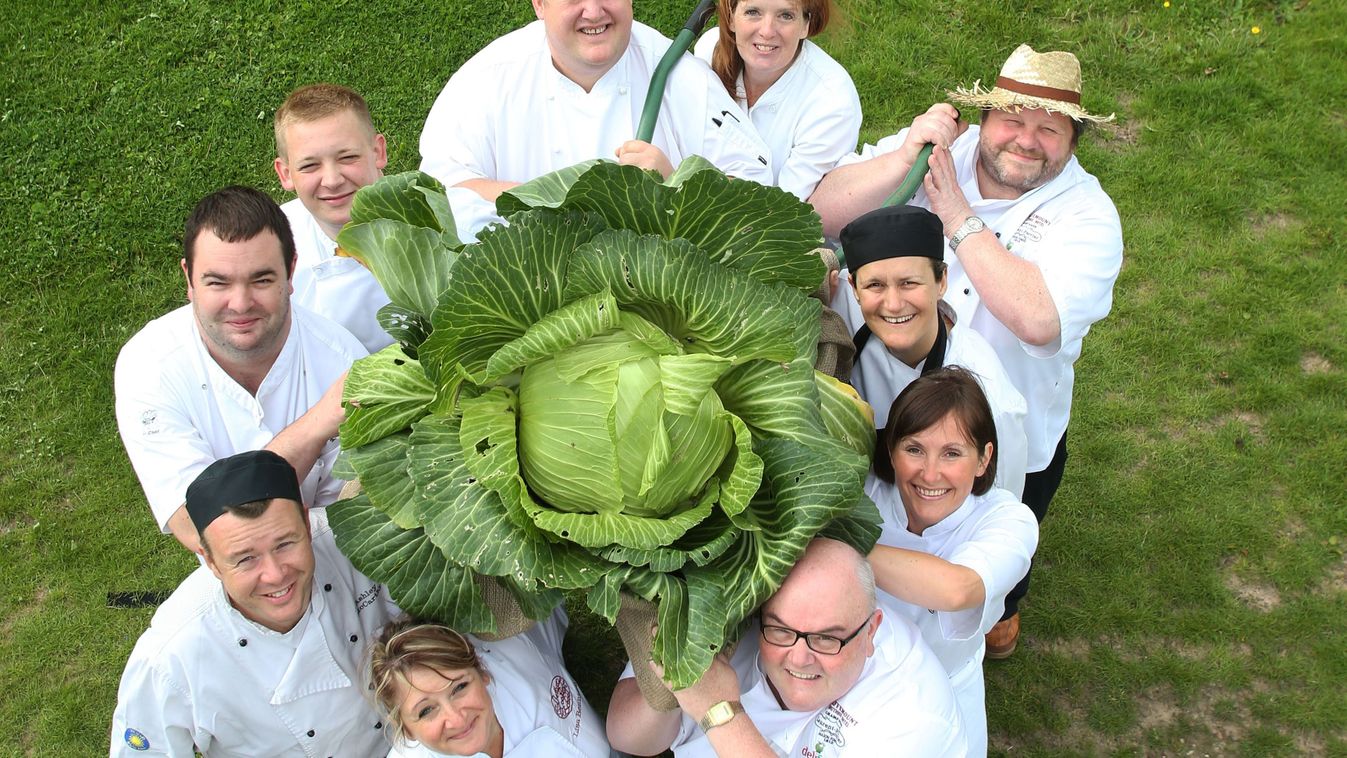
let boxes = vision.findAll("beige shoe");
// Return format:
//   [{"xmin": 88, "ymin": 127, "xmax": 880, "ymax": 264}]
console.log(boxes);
[{"xmin": 985, "ymin": 613, "xmax": 1020, "ymax": 660}]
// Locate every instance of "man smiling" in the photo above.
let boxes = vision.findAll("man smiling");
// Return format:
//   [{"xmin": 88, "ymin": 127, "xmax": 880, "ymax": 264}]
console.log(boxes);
[
  {"xmin": 114, "ymin": 186, "xmax": 365, "ymax": 555},
  {"xmin": 110, "ymin": 450, "xmax": 399, "ymax": 757},
  {"xmin": 418, "ymin": 0, "xmax": 773, "ymax": 201},
  {"xmin": 272, "ymin": 84, "xmax": 393, "ymax": 353},
  {"xmin": 272, "ymin": 84, "xmax": 499, "ymax": 353},
  {"xmin": 606, "ymin": 538, "xmax": 966, "ymax": 756},
  {"xmin": 811, "ymin": 45, "xmax": 1123, "ymax": 657}
]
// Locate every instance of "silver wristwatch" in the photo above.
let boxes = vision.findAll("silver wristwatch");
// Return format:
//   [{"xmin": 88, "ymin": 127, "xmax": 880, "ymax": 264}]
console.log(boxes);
[{"xmin": 948, "ymin": 215, "xmax": 986, "ymax": 253}]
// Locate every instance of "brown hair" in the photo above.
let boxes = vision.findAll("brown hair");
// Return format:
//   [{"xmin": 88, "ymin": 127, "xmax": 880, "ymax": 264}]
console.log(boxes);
[
  {"xmin": 710, "ymin": 0, "xmax": 833, "ymax": 95},
  {"xmin": 367, "ymin": 618, "xmax": 486, "ymax": 742},
  {"xmin": 874, "ymin": 366, "xmax": 998, "ymax": 495},
  {"xmin": 182, "ymin": 185, "xmax": 295, "ymax": 278},
  {"xmin": 197, "ymin": 498, "xmax": 305, "ymax": 554},
  {"xmin": 274, "ymin": 83, "xmax": 375, "ymax": 159}
]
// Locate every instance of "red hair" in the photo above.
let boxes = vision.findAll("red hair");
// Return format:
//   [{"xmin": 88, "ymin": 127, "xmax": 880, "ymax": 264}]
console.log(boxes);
[{"xmin": 709, "ymin": 0, "xmax": 833, "ymax": 95}]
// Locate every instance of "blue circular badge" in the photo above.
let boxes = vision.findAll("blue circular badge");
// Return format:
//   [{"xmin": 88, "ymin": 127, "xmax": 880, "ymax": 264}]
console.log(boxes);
[{"xmin": 124, "ymin": 728, "xmax": 151, "ymax": 751}]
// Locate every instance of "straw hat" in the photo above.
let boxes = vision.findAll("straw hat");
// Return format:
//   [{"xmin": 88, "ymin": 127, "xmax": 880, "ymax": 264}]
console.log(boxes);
[{"xmin": 948, "ymin": 44, "xmax": 1115, "ymax": 123}]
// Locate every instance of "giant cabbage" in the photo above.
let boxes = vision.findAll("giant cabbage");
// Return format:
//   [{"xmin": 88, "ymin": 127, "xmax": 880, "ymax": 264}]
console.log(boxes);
[{"xmin": 329, "ymin": 159, "xmax": 879, "ymax": 687}]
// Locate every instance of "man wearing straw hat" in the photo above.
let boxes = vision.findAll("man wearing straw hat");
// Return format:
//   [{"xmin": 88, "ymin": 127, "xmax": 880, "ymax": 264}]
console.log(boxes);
[{"xmin": 811, "ymin": 45, "xmax": 1123, "ymax": 658}]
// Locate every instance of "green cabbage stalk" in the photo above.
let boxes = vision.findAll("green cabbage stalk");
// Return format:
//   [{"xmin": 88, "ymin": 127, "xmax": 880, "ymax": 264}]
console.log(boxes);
[{"xmin": 329, "ymin": 159, "xmax": 879, "ymax": 687}]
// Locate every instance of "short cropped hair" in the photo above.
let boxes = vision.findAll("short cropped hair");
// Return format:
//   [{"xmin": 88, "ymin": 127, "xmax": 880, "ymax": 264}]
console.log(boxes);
[
  {"xmin": 274, "ymin": 83, "xmax": 375, "ymax": 159},
  {"xmin": 875, "ymin": 366, "xmax": 998, "ymax": 495},
  {"xmin": 182, "ymin": 185, "xmax": 295, "ymax": 278},
  {"xmin": 197, "ymin": 498, "xmax": 305, "ymax": 554},
  {"xmin": 367, "ymin": 618, "xmax": 486, "ymax": 743}
]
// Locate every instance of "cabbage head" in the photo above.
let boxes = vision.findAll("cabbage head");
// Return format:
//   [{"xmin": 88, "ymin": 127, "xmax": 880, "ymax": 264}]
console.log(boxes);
[{"xmin": 329, "ymin": 159, "xmax": 879, "ymax": 687}]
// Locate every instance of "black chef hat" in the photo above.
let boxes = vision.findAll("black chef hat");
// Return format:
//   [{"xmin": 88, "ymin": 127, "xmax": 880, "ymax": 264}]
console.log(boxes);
[
  {"xmin": 839, "ymin": 205, "xmax": 944, "ymax": 274},
  {"xmin": 185, "ymin": 450, "xmax": 302, "ymax": 534}
]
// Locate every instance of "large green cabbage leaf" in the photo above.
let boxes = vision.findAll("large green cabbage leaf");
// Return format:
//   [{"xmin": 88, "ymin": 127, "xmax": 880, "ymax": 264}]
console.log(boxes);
[{"xmin": 331, "ymin": 160, "xmax": 880, "ymax": 688}]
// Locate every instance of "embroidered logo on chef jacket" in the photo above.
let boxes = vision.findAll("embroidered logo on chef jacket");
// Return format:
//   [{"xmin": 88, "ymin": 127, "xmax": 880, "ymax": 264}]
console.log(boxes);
[
  {"xmin": 140, "ymin": 410, "xmax": 160, "ymax": 435},
  {"xmin": 550, "ymin": 675, "xmax": 574, "ymax": 719},
  {"xmin": 812, "ymin": 702, "xmax": 856, "ymax": 748},
  {"xmin": 1010, "ymin": 212, "xmax": 1051, "ymax": 247},
  {"xmin": 124, "ymin": 728, "xmax": 150, "ymax": 750}
]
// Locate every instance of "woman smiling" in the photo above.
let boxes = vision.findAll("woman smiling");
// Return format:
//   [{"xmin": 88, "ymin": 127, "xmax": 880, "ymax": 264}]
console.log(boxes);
[
  {"xmin": 367, "ymin": 609, "xmax": 611, "ymax": 757},
  {"xmin": 693, "ymin": 0, "xmax": 861, "ymax": 200},
  {"xmin": 831, "ymin": 204, "xmax": 1030, "ymax": 497},
  {"xmin": 866, "ymin": 368, "xmax": 1039, "ymax": 756}
]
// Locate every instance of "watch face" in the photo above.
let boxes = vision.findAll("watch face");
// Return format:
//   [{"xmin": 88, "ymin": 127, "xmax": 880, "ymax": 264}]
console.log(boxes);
[{"xmin": 701, "ymin": 701, "xmax": 739, "ymax": 729}]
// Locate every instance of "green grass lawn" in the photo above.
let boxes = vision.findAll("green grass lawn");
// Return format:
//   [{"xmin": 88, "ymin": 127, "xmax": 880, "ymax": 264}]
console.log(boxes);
[{"xmin": 3, "ymin": 0, "xmax": 1345, "ymax": 754}]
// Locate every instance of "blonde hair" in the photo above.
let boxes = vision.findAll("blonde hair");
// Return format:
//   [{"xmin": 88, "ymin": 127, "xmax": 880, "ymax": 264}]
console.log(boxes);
[
  {"xmin": 366, "ymin": 618, "xmax": 485, "ymax": 742},
  {"xmin": 273, "ymin": 83, "xmax": 375, "ymax": 158}
]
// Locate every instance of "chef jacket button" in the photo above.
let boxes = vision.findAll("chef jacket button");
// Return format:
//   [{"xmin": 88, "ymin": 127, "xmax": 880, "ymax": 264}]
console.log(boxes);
[
  {"xmin": 324, "ymin": 583, "xmax": 332, "ymax": 592},
  {"xmin": 307, "ymin": 729, "xmax": 315, "ymax": 738},
  {"xmin": 350, "ymin": 634, "xmax": 359, "ymax": 643},
  {"xmin": 374, "ymin": 722, "xmax": 383, "ymax": 730},
  {"xmin": 995, "ymin": 232, "xmax": 1001, "ymax": 237},
  {"xmin": 619, "ymin": 86, "xmax": 628, "ymax": 95},
  {"xmin": 963, "ymin": 288, "xmax": 971, "ymax": 295},
  {"xmin": 238, "ymin": 638, "xmax": 247, "ymax": 647}
]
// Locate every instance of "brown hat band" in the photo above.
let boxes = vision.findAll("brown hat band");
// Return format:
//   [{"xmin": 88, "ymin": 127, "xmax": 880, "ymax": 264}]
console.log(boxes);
[{"xmin": 995, "ymin": 76, "xmax": 1081, "ymax": 105}]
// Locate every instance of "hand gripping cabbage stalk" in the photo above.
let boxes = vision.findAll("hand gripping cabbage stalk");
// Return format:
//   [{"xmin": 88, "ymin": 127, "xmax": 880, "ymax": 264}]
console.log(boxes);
[{"xmin": 329, "ymin": 158, "xmax": 880, "ymax": 688}]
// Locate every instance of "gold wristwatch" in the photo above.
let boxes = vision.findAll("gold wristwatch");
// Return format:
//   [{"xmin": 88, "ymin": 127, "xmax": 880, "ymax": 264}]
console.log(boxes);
[{"xmin": 699, "ymin": 700, "xmax": 745, "ymax": 731}]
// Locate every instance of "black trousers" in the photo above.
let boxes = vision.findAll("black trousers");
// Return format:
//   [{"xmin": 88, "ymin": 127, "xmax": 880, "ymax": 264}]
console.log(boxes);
[{"xmin": 1000, "ymin": 430, "xmax": 1068, "ymax": 620}]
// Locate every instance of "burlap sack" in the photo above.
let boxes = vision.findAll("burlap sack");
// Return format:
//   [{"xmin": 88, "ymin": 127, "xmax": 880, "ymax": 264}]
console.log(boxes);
[
  {"xmin": 334, "ymin": 479, "xmax": 535, "ymax": 641},
  {"xmin": 472, "ymin": 574, "xmax": 538, "ymax": 641},
  {"xmin": 614, "ymin": 593, "xmax": 680, "ymax": 712},
  {"xmin": 337, "ymin": 477, "xmax": 364, "ymax": 501},
  {"xmin": 811, "ymin": 247, "xmax": 855, "ymax": 382}
]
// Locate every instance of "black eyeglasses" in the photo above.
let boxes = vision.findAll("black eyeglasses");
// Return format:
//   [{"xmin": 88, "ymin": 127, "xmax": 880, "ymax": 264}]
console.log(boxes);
[{"xmin": 759, "ymin": 612, "xmax": 875, "ymax": 656}]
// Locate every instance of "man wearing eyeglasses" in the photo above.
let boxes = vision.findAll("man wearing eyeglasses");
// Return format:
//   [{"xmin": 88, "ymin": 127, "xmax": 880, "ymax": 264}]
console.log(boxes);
[{"xmin": 607, "ymin": 538, "xmax": 967, "ymax": 756}]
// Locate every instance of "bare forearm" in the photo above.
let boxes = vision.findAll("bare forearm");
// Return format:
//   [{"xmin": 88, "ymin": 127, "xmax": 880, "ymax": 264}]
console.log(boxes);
[
  {"xmin": 811, "ymin": 151, "xmax": 914, "ymax": 237},
  {"xmin": 606, "ymin": 679, "xmax": 683, "ymax": 755},
  {"xmin": 951, "ymin": 228, "xmax": 1060, "ymax": 346},
  {"xmin": 868, "ymin": 544, "xmax": 985, "ymax": 611},
  {"xmin": 264, "ymin": 413, "xmax": 332, "ymax": 486},
  {"xmin": 455, "ymin": 178, "xmax": 520, "ymax": 203},
  {"xmin": 703, "ymin": 714, "xmax": 777, "ymax": 758},
  {"xmin": 165, "ymin": 505, "xmax": 202, "ymax": 554},
  {"xmin": 265, "ymin": 374, "xmax": 345, "ymax": 487}
]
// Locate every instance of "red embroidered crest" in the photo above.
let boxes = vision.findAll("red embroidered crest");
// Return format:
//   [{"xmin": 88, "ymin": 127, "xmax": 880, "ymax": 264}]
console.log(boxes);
[{"xmin": 550, "ymin": 675, "xmax": 574, "ymax": 719}]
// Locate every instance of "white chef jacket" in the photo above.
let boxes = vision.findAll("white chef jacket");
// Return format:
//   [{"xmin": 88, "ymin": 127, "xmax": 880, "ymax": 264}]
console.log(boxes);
[
  {"xmin": 419, "ymin": 21, "xmax": 773, "ymax": 188},
  {"xmin": 110, "ymin": 509, "xmax": 400, "ymax": 758},
  {"xmin": 867, "ymin": 479, "xmax": 1038, "ymax": 756},
  {"xmin": 387, "ymin": 608, "xmax": 610, "ymax": 758},
  {"xmin": 665, "ymin": 616, "xmax": 966, "ymax": 757},
  {"xmin": 284, "ymin": 197, "xmax": 394, "ymax": 354},
  {"xmin": 114, "ymin": 304, "xmax": 365, "ymax": 531},
  {"xmin": 830, "ymin": 284, "xmax": 1028, "ymax": 498},
  {"xmin": 692, "ymin": 29, "xmax": 861, "ymax": 200},
  {"xmin": 840, "ymin": 125, "xmax": 1123, "ymax": 470},
  {"xmin": 283, "ymin": 190, "xmax": 503, "ymax": 354}
]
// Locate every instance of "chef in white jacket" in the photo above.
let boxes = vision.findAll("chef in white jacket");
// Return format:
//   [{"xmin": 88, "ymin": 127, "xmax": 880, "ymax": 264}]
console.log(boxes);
[
  {"xmin": 110, "ymin": 450, "xmax": 399, "ymax": 757},
  {"xmin": 830, "ymin": 204, "xmax": 1028, "ymax": 497},
  {"xmin": 367, "ymin": 609, "xmax": 612, "ymax": 757}
]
